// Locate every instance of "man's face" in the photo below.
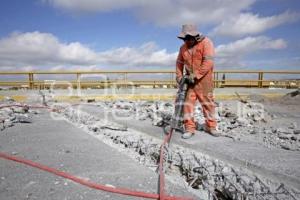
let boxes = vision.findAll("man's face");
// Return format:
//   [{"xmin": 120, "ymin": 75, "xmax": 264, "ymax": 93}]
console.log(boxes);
[{"xmin": 183, "ymin": 35, "xmax": 196, "ymax": 48}]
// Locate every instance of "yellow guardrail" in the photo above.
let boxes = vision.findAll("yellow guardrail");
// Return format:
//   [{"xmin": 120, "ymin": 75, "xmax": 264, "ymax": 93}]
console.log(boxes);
[{"xmin": 0, "ymin": 70, "xmax": 299, "ymax": 89}]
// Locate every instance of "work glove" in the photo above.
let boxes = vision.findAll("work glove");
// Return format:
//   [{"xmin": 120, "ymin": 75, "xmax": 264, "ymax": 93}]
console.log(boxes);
[{"xmin": 183, "ymin": 74, "xmax": 195, "ymax": 85}]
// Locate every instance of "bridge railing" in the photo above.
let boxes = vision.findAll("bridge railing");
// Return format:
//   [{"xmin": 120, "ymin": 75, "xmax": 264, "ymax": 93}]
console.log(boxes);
[{"xmin": 0, "ymin": 70, "xmax": 299, "ymax": 89}]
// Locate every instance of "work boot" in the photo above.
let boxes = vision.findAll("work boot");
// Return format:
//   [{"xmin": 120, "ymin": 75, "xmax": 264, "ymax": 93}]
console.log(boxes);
[
  {"xmin": 198, "ymin": 124, "xmax": 221, "ymax": 137},
  {"xmin": 206, "ymin": 128, "xmax": 221, "ymax": 137},
  {"xmin": 181, "ymin": 132, "xmax": 194, "ymax": 139}
]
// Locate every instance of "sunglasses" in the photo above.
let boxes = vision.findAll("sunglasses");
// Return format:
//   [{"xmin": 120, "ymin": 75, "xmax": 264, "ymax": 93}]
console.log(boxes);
[{"xmin": 183, "ymin": 36, "xmax": 195, "ymax": 41}]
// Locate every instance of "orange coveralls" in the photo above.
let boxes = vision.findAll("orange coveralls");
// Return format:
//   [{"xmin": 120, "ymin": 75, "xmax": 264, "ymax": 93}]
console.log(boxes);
[{"xmin": 176, "ymin": 37, "xmax": 217, "ymax": 133}]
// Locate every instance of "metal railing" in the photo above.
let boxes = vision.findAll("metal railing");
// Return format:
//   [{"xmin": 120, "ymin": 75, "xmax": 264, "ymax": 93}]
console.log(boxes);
[{"xmin": 0, "ymin": 70, "xmax": 299, "ymax": 89}]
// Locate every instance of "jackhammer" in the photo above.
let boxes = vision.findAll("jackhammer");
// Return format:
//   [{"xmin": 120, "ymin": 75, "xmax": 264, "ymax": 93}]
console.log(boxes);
[{"xmin": 163, "ymin": 75, "xmax": 189, "ymax": 135}]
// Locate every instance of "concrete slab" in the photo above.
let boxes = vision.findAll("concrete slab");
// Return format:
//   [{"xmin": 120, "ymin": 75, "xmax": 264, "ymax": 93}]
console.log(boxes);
[
  {"xmin": 78, "ymin": 104, "xmax": 300, "ymax": 191},
  {"xmin": 0, "ymin": 111, "xmax": 196, "ymax": 200}
]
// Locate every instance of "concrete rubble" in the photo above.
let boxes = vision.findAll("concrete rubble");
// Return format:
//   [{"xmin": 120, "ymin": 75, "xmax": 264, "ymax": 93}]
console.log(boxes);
[
  {"xmin": 1, "ymin": 89, "xmax": 299, "ymax": 199},
  {"xmin": 0, "ymin": 90, "xmax": 57, "ymax": 131},
  {"xmin": 60, "ymin": 106, "xmax": 128, "ymax": 132},
  {"xmin": 94, "ymin": 95, "xmax": 300, "ymax": 151},
  {"xmin": 57, "ymin": 105, "xmax": 300, "ymax": 200},
  {"xmin": 0, "ymin": 99, "xmax": 37, "ymax": 131}
]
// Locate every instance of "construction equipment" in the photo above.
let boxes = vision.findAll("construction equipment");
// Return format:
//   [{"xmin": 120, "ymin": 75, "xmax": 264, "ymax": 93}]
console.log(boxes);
[
  {"xmin": 170, "ymin": 76, "xmax": 189, "ymax": 131},
  {"xmin": 162, "ymin": 75, "xmax": 189, "ymax": 135}
]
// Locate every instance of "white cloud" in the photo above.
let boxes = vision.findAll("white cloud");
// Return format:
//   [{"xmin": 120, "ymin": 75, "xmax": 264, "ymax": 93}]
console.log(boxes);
[
  {"xmin": 135, "ymin": 0, "xmax": 256, "ymax": 27},
  {"xmin": 44, "ymin": 0, "xmax": 300, "ymax": 37},
  {"xmin": 44, "ymin": 0, "xmax": 256, "ymax": 26},
  {"xmin": 0, "ymin": 31, "xmax": 176, "ymax": 70},
  {"xmin": 98, "ymin": 42, "xmax": 177, "ymax": 66},
  {"xmin": 44, "ymin": 0, "xmax": 144, "ymax": 12},
  {"xmin": 0, "ymin": 31, "xmax": 290, "ymax": 71},
  {"xmin": 0, "ymin": 31, "xmax": 98, "ymax": 67},
  {"xmin": 215, "ymin": 36, "xmax": 287, "ymax": 67},
  {"xmin": 212, "ymin": 11, "xmax": 300, "ymax": 37}
]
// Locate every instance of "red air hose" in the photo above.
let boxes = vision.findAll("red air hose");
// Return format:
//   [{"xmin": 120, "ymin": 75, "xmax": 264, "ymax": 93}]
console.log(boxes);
[
  {"xmin": 159, "ymin": 128, "xmax": 174, "ymax": 200},
  {"xmin": 0, "ymin": 104, "xmax": 62, "ymax": 112},
  {"xmin": 0, "ymin": 104, "xmax": 193, "ymax": 200},
  {"xmin": 0, "ymin": 104, "xmax": 50, "ymax": 110},
  {"xmin": 0, "ymin": 152, "xmax": 191, "ymax": 200}
]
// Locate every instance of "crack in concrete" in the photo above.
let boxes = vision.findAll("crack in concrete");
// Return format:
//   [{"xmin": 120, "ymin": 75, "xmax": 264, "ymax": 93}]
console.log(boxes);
[{"xmin": 57, "ymin": 105, "xmax": 300, "ymax": 200}]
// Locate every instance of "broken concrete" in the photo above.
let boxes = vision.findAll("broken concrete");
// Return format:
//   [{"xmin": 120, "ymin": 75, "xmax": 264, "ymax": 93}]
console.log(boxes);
[
  {"xmin": 94, "ymin": 94, "xmax": 300, "ymax": 151},
  {"xmin": 0, "ymin": 110, "xmax": 196, "ymax": 200},
  {"xmin": 1, "ymin": 88, "xmax": 300, "ymax": 199},
  {"xmin": 58, "ymin": 105, "xmax": 300, "ymax": 200},
  {"xmin": 0, "ymin": 102, "xmax": 37, "ymax": 131}
]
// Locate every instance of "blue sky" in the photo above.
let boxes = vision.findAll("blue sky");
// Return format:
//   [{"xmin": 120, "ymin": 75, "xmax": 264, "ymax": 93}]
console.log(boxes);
[{"xmin": 0, "ymin": 0, "xmax": 299, "ymax": 72}]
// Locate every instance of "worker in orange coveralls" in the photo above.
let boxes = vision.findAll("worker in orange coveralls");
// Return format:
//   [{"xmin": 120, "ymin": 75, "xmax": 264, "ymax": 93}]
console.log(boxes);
[{"xmin": 176, "ymin": 24, "xmax": 220, "ymax": 139}]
